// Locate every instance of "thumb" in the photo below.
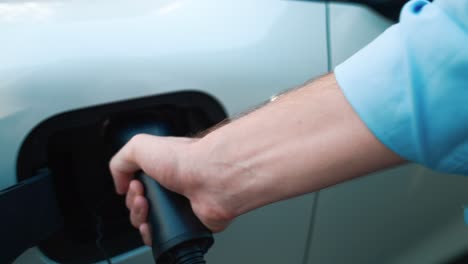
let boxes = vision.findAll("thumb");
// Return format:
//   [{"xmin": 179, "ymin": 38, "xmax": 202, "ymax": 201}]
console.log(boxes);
[{"xmin": 109, "ymin": 134, "xmax": 193, "ymax": 195}]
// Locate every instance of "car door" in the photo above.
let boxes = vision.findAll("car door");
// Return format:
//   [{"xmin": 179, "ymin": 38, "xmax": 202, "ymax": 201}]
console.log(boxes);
[{"xmin": 307, "ymin": 3, "xmax": 468, "ymax": 264}]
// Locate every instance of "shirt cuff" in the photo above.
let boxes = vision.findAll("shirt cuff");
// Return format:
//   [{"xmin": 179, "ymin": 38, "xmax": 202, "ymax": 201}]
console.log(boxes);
[
  {"xmin": 334, "ymin": 0, "xmax": 468, "ymax": 175},
  {"xmin": 334, "ymin": 24, "xmax": 416, "ymax": 162}
]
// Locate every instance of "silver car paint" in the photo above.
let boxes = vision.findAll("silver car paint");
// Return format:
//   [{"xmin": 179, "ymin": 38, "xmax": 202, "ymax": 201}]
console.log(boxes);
[
  {"xmin": 2, "ymin": 1, "xmax": 468, "ymax": 263},
  {"xmin": 306, "ymin": 4, "xmax": 468, "ymax": 264},
  {"xmin": 3, "ymin": 0, "xmax": 325, "ymax": 263}
]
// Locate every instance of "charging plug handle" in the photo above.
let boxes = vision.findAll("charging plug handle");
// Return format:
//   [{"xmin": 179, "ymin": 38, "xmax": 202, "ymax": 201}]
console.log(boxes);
[{"xmin": 109, "ymin": 119, "xmax": 213, "ymax": 264}]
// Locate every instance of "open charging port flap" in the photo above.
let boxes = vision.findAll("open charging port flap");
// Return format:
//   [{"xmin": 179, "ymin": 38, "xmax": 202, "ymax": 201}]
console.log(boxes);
[{"xmin": 17, "ymin": 91, "xmax": 226, "ymax": 263}]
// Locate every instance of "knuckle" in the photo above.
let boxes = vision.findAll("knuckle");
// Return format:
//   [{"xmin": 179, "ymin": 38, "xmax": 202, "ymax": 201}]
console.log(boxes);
[
  {"xmin": 108, "ymin": 157, "xmax": 119, "ymax": 174},
  {"xmin": 126, "ymin": 134, "xmax": 144, "ymax": 156},
  {"xmin": 128, "ymin": 133, "xmax": 148, "ymax": 146}
]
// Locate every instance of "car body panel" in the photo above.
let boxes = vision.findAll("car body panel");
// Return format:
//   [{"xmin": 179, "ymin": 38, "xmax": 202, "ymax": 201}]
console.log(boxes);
[
  {"xmin": 305, "ymin": 4, "xmax": 468, "ymax": 264},
  {"xmin": 0, "ymin": 0, "xmax": 327, "ymax": 189},
  {"xmin": 2, "ymin": 0, "xmax": 325, "ymax": 263},
  {"xmin": 3, "ymin": 1, "xmax": 467, "ymax": 263}
]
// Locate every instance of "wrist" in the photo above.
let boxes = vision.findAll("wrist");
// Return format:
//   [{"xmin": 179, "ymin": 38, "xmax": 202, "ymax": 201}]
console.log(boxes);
[{"xmin": 190, "ymin": 134, "xmax": 264, "ymax": 218}]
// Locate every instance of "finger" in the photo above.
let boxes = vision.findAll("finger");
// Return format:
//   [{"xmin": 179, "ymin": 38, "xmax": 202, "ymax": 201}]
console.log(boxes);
[
  {"xmin": 126, "ymin": 180, "xmax": 144, "ymax": 209},
  {"xmin": 109, "ymin": 135, "xmax": 149, "ymax": 194},
  {"xmin": 125, "ymin": 188, "xmax": 134, "ymax": 209},
  {"xmin": 130, "ymin": 195, "xmax": 149, "ymax": 228},
  {"xmin": 110, "ymin": 134, "xmax": 189, "ymax": 195},
  {"xmin": 164, "ymin": 136, "xmax": 194, "ymax": 143},
  {"xmin": 139, "ymin": 223, "xmax": 152, "ymax": 246}
]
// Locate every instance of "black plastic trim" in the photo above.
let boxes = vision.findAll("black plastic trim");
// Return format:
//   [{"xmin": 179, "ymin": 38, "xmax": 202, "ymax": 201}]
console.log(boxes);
[
  {"xmin": 297, "ymin": 0, "xmax": 411, "ymax": 21},
  {"xmin": 0, "ymin": 169, "xmax": 63, "ymax": 263},
  {"xmin": 16, "ymin": 91, "xmax": 226, "ymax": 263},
  {"xmin": 18, "ymin": 91, "xmax": 226, "ymax": 181}
]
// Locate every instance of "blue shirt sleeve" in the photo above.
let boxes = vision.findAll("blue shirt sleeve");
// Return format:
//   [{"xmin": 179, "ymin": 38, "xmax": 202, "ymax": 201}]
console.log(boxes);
[{"xmin": 334, "ymin": 0, "xmax": 468, "ymax": 175}]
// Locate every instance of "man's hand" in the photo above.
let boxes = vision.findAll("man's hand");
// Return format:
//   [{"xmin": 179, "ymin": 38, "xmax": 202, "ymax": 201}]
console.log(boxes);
[{"xmin": 109, "ymin": 135, "xmax": 235, "ymax": 245}]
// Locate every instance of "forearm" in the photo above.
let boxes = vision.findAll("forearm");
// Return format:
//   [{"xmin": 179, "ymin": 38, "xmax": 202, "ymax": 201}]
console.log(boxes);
[{"xmin": 194, "ymin": 73, "xmax": 405, "ymax": 217}]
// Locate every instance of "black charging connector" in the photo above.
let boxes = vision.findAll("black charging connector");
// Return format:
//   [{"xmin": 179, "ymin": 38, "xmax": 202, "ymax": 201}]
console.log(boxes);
[{"xmin": 107, "ymin": 117, "xmax": 213, "ymax": 264}]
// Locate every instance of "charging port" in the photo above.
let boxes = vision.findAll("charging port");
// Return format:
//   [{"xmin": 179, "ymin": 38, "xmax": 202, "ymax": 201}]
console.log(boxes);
[{"xmin": 17, "ymin": 91, "xmax": 226, "ymax": 263}]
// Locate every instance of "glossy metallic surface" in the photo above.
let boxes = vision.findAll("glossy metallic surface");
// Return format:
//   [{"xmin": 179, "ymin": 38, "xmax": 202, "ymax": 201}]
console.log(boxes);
[
  {"xmin": 2, "ymin": 0, "xmax": 326, "ymax": 263},
  {"xmin": 5, "ymin": 1, "xmax": 468, "ymax": 264},
  {"xmin": 0, "ymin": 0, "xmax": 327, "ymax": 189},
  {"xmin": 305, "ymin": 4, "xmax": 468, "ymax": 264}
]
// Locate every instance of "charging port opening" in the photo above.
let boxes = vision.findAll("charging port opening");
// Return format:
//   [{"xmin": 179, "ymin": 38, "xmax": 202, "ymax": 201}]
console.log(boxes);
[{"xmin": 17, "ymin": 91, "xmax": 226, "ymax": 263}]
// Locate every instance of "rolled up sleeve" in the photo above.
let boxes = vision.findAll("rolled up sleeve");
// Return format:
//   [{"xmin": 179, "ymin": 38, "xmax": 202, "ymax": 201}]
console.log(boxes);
[{"xmin": 335, "ymin": 0, "xmax": 468, "ymax": 175}]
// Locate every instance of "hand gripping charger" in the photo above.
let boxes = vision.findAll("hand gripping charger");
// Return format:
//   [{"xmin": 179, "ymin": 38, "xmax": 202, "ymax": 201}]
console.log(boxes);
[{"xmin": 108, "ymin": 117, "xmax": 213, "ymax": 264}]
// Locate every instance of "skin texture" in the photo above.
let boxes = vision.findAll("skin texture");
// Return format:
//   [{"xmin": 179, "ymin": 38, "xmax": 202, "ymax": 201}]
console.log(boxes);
[{"xmin": 109, "ymin": 73, "xmax": 405, "ymax": 245}]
